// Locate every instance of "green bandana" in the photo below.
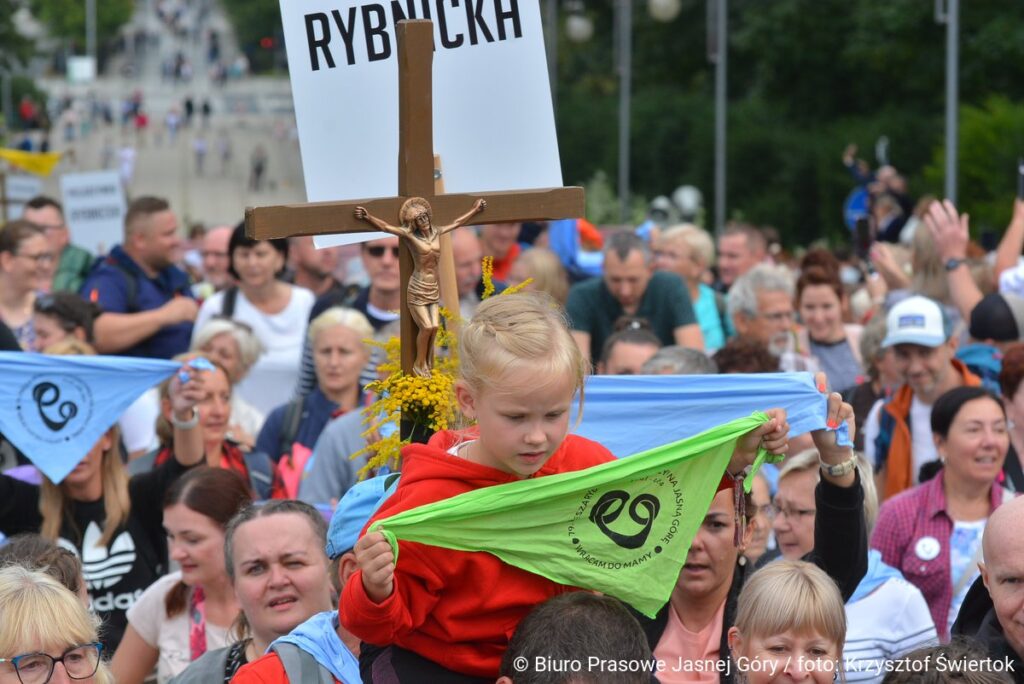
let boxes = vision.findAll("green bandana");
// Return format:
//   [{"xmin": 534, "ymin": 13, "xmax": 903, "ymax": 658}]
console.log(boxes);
[{"xmin": 371, "ymin": 412, "xmax": 775, "ymax": 617}]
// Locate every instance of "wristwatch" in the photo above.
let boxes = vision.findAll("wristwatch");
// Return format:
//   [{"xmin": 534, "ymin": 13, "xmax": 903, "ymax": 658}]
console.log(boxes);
[
  {"xmin": 944, "ymin": 257, "xmax": 966, "ymax": 272},
  {"xmin": 171, "ymin": 407, "xmax": 200, "ymax": 430},
  {"xmin": 820, "ymin": 453, "xmax": 857, "ymax": 478}
]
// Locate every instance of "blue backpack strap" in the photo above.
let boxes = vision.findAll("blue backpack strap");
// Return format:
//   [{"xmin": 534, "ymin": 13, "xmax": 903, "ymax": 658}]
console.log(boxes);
[{"xmin": 242, "ymin": 450, "xmax": 275, "ymax": 500}]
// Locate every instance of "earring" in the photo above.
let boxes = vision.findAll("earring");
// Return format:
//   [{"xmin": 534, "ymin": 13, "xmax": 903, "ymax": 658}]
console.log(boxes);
[{"xmin": 738, "ymin": 555, "xmax": 747, "ymax": 567}]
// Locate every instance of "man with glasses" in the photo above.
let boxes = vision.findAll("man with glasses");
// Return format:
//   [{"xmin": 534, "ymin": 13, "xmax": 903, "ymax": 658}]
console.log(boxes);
[
  {"xmin": 727, "ymin": 263, "xmax": 820, "ymax": 373},
  {"xmin": 21, "ymin": 196, "xmax": 93, "ymax": 294},
  {"xmin": 80, "ymin": 196, "xmax": 196, "ymax": 358},
  {"xmin": 295, "ymin": 237, "xmax": 403, "ymax": 397},
  {"xmin": 191, "ymin": 224, "xmax": 234, "ymax": 301}
]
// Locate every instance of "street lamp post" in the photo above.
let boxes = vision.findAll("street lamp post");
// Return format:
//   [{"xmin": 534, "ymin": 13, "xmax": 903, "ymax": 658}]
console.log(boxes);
[
  {"xmin": 617, "ymin": 0, "xmax": 633, "ymax": 224},
  {"xmin": 708, "ymin": 0, "xmax": 727, "ymax": 236},
  {"xmin": 936, "ymin": 0, "xmax": 958, "ymax": 203},
  {"xmin": 86, "ymin": 0, "xmax": 97, "ymax": 62}
]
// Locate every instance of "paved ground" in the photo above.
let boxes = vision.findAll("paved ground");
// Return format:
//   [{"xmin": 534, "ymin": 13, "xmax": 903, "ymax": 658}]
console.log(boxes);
[{"xmin": 27, "ymin": 0, "xmax": 307, "ymax": 229}]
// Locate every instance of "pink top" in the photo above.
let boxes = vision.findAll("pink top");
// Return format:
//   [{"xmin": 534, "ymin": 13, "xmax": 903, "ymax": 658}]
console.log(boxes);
[{"xmin": 654, "ymin": 601, "xmax": 725, "ymax": 683}]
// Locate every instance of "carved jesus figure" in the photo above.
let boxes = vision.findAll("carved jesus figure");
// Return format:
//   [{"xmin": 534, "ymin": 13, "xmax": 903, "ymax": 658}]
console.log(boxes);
[{"xmin": 355, "ymin": 197, "xmax": 486, "ymax": 376}]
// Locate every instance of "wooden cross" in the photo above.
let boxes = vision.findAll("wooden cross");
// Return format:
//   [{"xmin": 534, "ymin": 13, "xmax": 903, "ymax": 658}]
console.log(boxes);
[{"xmin": 245, "ymin": 19, "xmax": 584, "ymax": 376}]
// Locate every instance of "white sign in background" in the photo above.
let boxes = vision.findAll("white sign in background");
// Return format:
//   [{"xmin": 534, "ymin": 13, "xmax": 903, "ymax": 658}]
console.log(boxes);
[
  {"xmin": 60, "ymin": 170, "xmax": 127, "ymax": 255},
  {"xmin": 278, "ymin": 0, "xmax": 563, "ymax": 248},
  {"xmin": 6, "ymin": 174, "xmax": 44, "ymax": 219}
]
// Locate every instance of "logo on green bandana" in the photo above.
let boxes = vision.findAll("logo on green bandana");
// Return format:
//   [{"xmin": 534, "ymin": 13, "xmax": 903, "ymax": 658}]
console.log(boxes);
[
  {"xmin": 567, "ymin": 469, "xmax": 685, "ymax": 571},
  {"xmin": 589, "ymin": 491, "xmax": 661, "ymax": 549}
]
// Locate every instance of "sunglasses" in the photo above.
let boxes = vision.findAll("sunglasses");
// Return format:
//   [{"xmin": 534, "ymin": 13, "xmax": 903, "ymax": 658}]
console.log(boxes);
[{"xmin": 365, "ymin": 246, "xmax": 401, "ymax": 259}]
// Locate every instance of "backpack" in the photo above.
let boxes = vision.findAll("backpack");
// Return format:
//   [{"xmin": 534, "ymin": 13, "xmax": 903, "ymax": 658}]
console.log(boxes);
[
  {"xmin": 95, "ymin": 256, "xmax": 192, "ymax": 313},
  {"xmin": 275, "ymin": 398, "xmax": 310, "ymax": 498}
]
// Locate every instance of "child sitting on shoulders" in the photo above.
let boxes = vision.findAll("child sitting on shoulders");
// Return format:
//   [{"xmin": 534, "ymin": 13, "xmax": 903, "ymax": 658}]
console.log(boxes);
[{"xmin": 341, "ymin": 292, "xmax": 790, "ymax": 682}]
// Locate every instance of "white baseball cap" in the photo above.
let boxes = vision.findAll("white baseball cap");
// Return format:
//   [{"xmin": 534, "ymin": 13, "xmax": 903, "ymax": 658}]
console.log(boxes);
[{"xmin": 882, "ymin": 295, "xmax": 949, "ymax": 348}]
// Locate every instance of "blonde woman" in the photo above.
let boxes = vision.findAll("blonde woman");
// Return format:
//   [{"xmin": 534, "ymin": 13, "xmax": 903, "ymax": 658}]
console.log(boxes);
[
  {"xmin": 507, "ymin": 247, "xmax": 570, "ymax": 304},
  {"xmin": 191, "ymin": 317, "xmax": 267, "ymax": 446},
  {"xmin": 0, "ymin": 360, "xmax": 211, "ymax": 651},
  {"xmin": 652, "ymin": 224, "xmax": 726, "ymax": 351},
  {"xmin": 255, "ymin": 306, "xmax": 372, "ymax": 498},
  {"xmin": 0, "ymin": 565, "xmax": 113, "ymax": 684},
  {"xmin": 728, "ymin": 560, "xmax": 846, "ymax": 684}
]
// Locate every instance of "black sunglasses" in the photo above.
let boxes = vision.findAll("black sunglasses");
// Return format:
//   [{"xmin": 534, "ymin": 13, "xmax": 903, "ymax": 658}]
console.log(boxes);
[{"xmin": 365, "ymin": 246, "xmax": 401, "ymax": 258}]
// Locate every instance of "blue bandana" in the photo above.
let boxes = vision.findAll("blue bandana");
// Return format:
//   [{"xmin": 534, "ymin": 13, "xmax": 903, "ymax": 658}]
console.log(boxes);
[
  {"xmin": 0, "ymin": 352, "xmax": 179, "ymax": 482},
  {"xmin": 574, "ymin": 372, "xmax": 851, "ymax": 458}
]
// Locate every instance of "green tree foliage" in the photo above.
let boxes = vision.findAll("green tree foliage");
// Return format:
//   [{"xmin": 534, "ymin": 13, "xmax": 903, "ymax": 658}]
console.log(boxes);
[
  {"xmin": 29, "ymin": 0, "xmax": 133, "ymax": 51},
  {"xmin": 554, "ymin": 0, "xmax": 1024, "ymax": 246},
  {"xmin": 0, "ymin": 0, "xmax": 35, "ymax": 71},
  {"xmin": 924, "ymin": 97, "xmax": 1024, "ymax": 234}
]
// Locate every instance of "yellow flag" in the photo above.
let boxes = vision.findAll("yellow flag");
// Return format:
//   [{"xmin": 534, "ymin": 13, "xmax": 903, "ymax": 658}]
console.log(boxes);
[{"xmin": 0, "ymin": 148, "xmax": 63, "ymax": 176}]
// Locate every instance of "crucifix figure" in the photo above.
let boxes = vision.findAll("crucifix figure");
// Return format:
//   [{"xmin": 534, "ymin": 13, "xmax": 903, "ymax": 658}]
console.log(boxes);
[
  {"xmin": 245, "ymin": 19, "xmax": 584, "ymax": 379},
  {"xmin": 355, "ymin": 197, "xmax": 485, "ymax": 376}
]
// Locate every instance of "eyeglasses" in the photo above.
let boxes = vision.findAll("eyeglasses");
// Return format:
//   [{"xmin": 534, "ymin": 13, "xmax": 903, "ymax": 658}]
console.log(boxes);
[
  {"xmin": 0, "ymin": 643, "xmax": 103, "ymax": 684},
  {"xmin": 15, "ymin": 251, "xmax": 56, "ymax": 265},
  {"xmin": 365, "ymin": 246, "xmax": 400, "ymax": 259},
  {"xmin": 768, "ymin": 504, "xmax": 816, "ymax": 521},
  {"xmin": 200, "ymin": 250, "xmax": 230, "ymax": 260}
]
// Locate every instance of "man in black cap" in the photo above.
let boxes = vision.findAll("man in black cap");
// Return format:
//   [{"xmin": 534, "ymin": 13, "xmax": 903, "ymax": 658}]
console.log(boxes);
[{"xmin": 957, "ymin": 292, "xmax": 1024, "ymax": 391}]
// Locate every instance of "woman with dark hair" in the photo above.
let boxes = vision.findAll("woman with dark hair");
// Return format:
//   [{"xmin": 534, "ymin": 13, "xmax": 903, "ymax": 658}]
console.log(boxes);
[
  {"xmin": 998, "ymin": 342, "xmax": 1024, "ymax": 492},
  {"xmin": 110, "ymin": 467, "xmax": 253, "ymax": 683},
  {"xmin": 31, "ymin": 291, "xmax": 102, "ymax": 352},
  {"xmin": 192, "ymin": 222, "xmax": 314, "ymax": 414},
  {"xmin": 872, "ymin": 386, "xmax": 1015, "ymax": 640},
  {"xmin": 0, "ymin": 533, "xmax": 88, "ymax": 606},
  {"xmin": 0, "ymin": 220, "xmax": 55, "ymax": 349}
]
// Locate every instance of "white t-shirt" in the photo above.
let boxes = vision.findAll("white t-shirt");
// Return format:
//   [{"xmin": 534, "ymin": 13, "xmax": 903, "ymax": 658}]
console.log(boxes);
[
  {"xmin": 999, "ymin": 261, "xmax": 1024, "ymax": 298},
  {"xmin": 119, "ymin": 388, "xmax": 160, "ymax": 455},
  {"xmin": 193, "ymin": 286, "xmax": 315, "ymax": 414},
  {"xmin": 125, "ymin": 572, "xmax": 231, "ymax": 683},
  {"xmin": 843, "ymin": 578, "xmax": 938, "ymax": 683},
  {"xmin": 863, "ymin": 395, "xmax": 937, "ymax": 484}
]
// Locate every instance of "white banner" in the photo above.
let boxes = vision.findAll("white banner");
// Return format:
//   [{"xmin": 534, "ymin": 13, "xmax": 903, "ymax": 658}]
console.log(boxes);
[
  {"xmin": 278, "ymin": 0, "xmax": 563, "ymax": 248},
  {"xmin": 60, "ymin": 170, "xmax": 127, "ymax": 255},
  {"xmin": 5, "ymin": 174, "xmax": 43, "ymax": 219}
]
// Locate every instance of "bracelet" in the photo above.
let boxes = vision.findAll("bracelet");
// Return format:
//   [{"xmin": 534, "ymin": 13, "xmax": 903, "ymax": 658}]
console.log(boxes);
[
  {"xmin": 171, "ymin": 407, "xmax": 200, "ymax": 430},
  {"xmin": 820, "ymin": 452, "xmax": 857, "ymax": 478}
]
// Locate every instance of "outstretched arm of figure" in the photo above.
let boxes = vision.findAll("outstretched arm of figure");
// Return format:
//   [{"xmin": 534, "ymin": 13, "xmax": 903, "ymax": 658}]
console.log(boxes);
[
  {"xmin": 439, "ymin": 199, "xmax": 487, "ymax": 235},
  {"xmin": 354, "ymin": 206, "xmax": 406, "ymax": 238}
]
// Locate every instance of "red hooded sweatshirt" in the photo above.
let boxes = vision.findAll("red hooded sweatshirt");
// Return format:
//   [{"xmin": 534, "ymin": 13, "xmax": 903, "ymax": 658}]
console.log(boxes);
[{"xmin": 339, "ymin": 429, "xmax": 618, "ymax": 677}]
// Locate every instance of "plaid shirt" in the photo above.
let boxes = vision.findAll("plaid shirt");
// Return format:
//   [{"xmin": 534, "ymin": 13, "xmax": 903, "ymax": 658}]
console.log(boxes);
[{"xmin": 870, "ymin": 471, "xmax": 1011, "ymax": 640}]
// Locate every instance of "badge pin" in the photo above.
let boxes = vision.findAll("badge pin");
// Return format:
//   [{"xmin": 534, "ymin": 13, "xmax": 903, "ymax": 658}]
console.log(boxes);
[{"xmin": 914, "ymin": 536, "xmax": 940, "ymax": 561}]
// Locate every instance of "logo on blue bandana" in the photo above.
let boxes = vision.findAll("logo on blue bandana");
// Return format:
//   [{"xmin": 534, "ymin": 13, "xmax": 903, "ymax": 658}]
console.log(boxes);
[
  {"xmin": 16, "ymin": 375, "xmax": 93, "ymax": 443},
  {"xmin": 897, "ymin": 314, "xmax": 926, "ymax": 328}
]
